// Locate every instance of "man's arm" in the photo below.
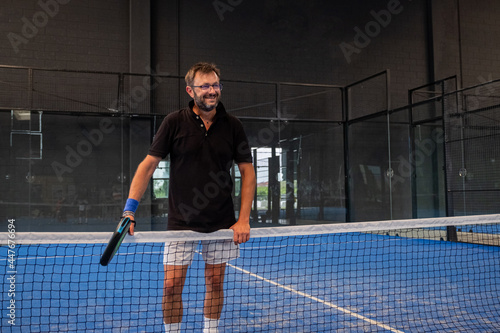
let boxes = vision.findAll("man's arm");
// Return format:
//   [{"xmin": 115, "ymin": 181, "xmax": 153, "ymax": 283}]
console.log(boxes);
[
  {"xmin": 126, "ymin": 154, "xmax": 162, "ymax": 235},
  {"xmin": 230, "ymin": 162, "xmax": 256, "ymax": 244}
]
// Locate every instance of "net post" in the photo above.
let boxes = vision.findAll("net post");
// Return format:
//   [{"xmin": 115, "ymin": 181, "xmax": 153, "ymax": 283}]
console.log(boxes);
[{"xmin": 446, "ymin": 225, "xmax": 458, "ymax": 242}]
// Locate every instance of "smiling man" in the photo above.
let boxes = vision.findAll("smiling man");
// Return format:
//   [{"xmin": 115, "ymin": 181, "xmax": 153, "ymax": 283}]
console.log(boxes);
[{"xmin": 122, "ymin": 62, "xmax": 256, "ymax": 333}]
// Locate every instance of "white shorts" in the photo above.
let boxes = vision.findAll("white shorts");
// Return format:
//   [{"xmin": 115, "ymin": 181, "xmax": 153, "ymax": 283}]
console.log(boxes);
[{"xmin": 163, "ymin": 239, "xmax": 239, "ymax": 266}]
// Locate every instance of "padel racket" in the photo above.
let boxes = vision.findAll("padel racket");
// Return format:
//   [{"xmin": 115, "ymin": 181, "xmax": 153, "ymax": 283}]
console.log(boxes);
[{"xmin": 100, "ymin": 217, "xmax": 134, "ymax": 266}]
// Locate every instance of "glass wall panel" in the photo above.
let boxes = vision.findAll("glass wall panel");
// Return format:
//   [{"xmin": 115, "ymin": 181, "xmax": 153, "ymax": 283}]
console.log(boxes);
[
  {"xmin": 413, "ymin": 122, "xmax": 446, "ymax": 218},
  {"xmin": 243, "ymin": 120, "xmax": 345, "ymax": 225},
  {"xmin": 348, "ymin": 116, "xmax": 391, "ymax": 221},
  {"xmin": 388, "ymin": 110, "xmax": 412, "ymax": 220},
  {"xmin": 444, "ymin": 85, "xmax": 500, "ymax": 216}
]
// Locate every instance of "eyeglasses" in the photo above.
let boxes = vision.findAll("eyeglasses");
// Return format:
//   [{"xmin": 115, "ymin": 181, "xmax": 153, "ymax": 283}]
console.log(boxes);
[{"xmin": 191, "ymin": 83, "xmax": 223, "ymax": 91}]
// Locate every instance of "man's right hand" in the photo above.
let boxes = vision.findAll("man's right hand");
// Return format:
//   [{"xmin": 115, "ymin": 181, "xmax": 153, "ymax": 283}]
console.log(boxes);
[{"xmin": 125, "ymin": 215, "xmax": 135, "ymax": 235}]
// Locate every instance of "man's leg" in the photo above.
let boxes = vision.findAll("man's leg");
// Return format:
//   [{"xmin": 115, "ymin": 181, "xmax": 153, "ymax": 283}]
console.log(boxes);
[
  {"xmin": 163, "ymin": 264, "xmax": 188, "ymax": 330},
  {"xmin": 163, "ymin": 240, "xmax": 197, "ymax": 331},
  {"xmin": 203, "ymin": 263, "xmax": 227, "ymax": 332}
]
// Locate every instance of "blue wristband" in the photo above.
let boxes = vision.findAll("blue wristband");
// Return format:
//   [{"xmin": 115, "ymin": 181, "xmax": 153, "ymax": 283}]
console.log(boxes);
[{"xmin": 124, "ymin": 198, "xmax": 139, "ymax": 213}]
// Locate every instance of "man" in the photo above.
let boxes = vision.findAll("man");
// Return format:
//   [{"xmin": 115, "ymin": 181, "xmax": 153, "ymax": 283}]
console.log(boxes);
[{"xmin": 122, "ymin": 62, "xmax": 256, "ymax": 333}]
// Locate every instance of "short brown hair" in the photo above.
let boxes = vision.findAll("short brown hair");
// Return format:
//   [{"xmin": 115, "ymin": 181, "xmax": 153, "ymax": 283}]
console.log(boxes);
[{"xmin": 185, "ymin": 62, "xmax": 221, "ymax": 87}]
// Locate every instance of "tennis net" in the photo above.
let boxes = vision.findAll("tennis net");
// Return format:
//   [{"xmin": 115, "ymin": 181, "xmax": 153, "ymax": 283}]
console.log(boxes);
[{"xmin": 2, "ymin": 214, "xmax": 500, "ymax": 332}]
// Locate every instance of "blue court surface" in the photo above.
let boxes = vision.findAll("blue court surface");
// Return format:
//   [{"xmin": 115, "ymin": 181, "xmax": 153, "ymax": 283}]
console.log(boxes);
[{"xmin": 1, "ymin": 232, "xmax": 499, "ymax": 332}]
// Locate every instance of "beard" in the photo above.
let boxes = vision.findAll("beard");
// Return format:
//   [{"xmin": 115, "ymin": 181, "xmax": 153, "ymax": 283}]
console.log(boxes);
[{"xmin": 193, "ymin": 90, "xmax": 220, "ymax": 112}]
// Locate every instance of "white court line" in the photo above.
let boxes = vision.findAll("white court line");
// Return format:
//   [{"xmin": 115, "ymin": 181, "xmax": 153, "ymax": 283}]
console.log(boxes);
[{"xmin": 227, "ymin": 263, "xmax": 405, "ymax": 333}]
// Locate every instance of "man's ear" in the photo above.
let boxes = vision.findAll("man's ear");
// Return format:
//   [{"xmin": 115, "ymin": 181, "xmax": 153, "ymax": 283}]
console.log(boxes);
[{"xmin": 186, "ymin": 85, "xmax": 194, "ymax": 98}]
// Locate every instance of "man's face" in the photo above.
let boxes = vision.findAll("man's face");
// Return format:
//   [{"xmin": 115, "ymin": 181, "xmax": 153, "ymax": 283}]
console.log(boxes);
[{"xmin": 188, "ymin": 71, "xmax": 221, "ymax": 112}]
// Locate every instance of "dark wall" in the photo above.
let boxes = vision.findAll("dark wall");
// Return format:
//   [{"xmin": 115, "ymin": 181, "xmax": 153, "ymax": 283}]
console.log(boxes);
[
  {"xmin": 157, "ymin": 0, "xmax": 430, "ymax": 108},
  {"xmin": 0, "ymin": 0, "xmax": 129, "ymax": 71},
  {"xmin": 457, "ymin": 0, "xmax": 500, "ymax": 87},
  {"xmin": 2, "ymin": 0, "xmax": 499, "ymax": 107}
]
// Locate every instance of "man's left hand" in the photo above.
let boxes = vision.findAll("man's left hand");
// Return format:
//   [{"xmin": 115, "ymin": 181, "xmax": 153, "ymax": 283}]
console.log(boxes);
[{"xmin": 230, "ymin": 219, "xmax": 250, "ymax": 244}]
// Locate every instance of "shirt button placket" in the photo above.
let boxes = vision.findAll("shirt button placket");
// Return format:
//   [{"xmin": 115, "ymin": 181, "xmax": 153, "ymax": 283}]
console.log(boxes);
[{"xmin": 199, "ymin": 123, "xmax": 208, "ymax": 136}]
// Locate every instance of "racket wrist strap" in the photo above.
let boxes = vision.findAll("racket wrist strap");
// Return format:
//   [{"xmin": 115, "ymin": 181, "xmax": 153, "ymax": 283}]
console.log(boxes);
[{"xmin": 122, "ymin": 211, "xmax": 135, "ymax": 219}]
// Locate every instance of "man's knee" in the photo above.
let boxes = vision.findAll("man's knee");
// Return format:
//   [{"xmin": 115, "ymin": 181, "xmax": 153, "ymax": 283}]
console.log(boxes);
[
  {"xmin": 164, "ymin": 266, "xmax": 188, "ymax": 296},
  {"xmin": 205, "ymin": 265, "xmax": 226, "ymax": 290},
  {"xmin": 207, "ymin": 275, "xmax": 224, "ymax": 290},
  {"xmin": 164, "ymin": 279, "xmax": 179, "ymax": 296}
]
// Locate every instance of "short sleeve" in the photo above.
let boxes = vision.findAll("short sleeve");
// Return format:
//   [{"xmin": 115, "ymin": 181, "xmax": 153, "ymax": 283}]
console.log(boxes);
[
  {"xmin": 232, "ymin": 117, "xmax": 253, "ymax": 164},
  {"xmin": 148, "ymin": 113, "xmax": 177, "ymax": 159}
]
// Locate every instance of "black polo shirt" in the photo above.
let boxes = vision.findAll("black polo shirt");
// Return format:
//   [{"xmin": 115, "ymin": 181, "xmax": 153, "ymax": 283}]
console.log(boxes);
[{"xmin": 148, "ymin": 101, "xmax": 252, "ymax": 232}]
